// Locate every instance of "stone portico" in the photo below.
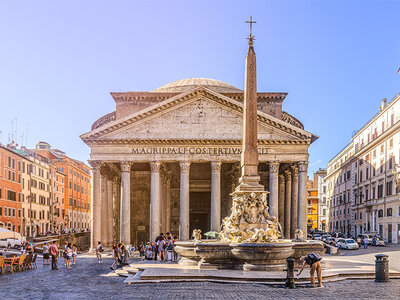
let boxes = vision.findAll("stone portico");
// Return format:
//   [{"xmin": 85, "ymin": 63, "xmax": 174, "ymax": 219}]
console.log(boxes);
[{"xmin": 81, "ymin": 79, "xmax": 317, "ymax": 248}]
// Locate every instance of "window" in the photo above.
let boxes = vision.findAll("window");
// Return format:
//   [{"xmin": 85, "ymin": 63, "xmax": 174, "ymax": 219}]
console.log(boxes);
[
  {"xmin": 381, "ymin": 145, "xmax": 384, "ymax": 153},
  {"xmin": 382, "ymin": 121, "xmax": 385, "ymax": 133},
  {"xmin": 365, "ymin": 189, "xmax": 369, "ymax": 201},
  {"xmin": 391, "ymin": 114, "xmax": 394, "ymax": 126},
  {"xmin": 387, "ymin": 208, "xmax": 393, "ymax": 217},
  {"xmin": 373, "ymin": 150, "xmax": 376, "ymax": 158},
  {"xmin": 354, "ymin": 213, "xmax": 357, "ymax": 220},
  {"xmin": 0, "ymin": 207, "xmax": 2, "ymax": 216},
  {"xmin": 380, "ymin": 160, "xmax": 384, "ymax": 173},
  {"xmin": 378, "ymin": 209, "xmax": 383, "ymax": 218},
  {"xmin": 378, "ymin": 184, "xmax": 384, "ymax": 198},
  {"xmin": 390, "ymin": 139, "xmax": 393, "ymax": 148},
  {"xmin": 360, "ymin": 212, "xmax": 362, "ymax": 220},
  {"xmin": 360, "ymin": 171, "xmax": 363, "ymax": 182},
  {"xmin": 389, "ymin": 157, "xmax": 393, "ymax": 169},
  {"xmin": 372, "ymin": 186, "xmax": 376, "ymax": 199},
  {"xmin": 387, "ymin": 181, "xmax": 393, "ymax": 196},
  {"xmin": 366, "ymin": 168, "xmax": 369, "ymax": 179}
]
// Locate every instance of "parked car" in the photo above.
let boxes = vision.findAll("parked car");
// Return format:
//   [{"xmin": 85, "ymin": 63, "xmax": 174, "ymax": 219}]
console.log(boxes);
[
  {"xmin": 357, "ymin": 234, "xmax": 372, "ymax": 245},
  {"xmin": 0, "ymin": 238, "xmax": 24, "ymax": 249},
  {"xmin": 338, "ymin": 238, "xmax": 359, "ymax": 250},
  {"xmin": 372, "ymin": 237, "xmax": 385, "ymax": 246},
  {"xmin": 313, "ymin": 234, "xmax": 322, "ymax": 240}
]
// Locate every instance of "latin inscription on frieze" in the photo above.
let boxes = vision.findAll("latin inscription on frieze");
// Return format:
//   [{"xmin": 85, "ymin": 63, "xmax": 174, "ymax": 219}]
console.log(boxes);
[{"xmin": 131, "ymin": 147, "xmax": 269, "ymax": 155}]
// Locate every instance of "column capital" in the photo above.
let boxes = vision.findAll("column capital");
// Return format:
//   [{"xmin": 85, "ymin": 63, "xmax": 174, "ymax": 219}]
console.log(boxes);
[
  {"xmin": 211, "ymin": 161, "xmax": 222, "ymax": 172},
  {"xmin": 284, "ymin": 170, "xmax": 292, "ymax": 181},
  {"xmin": 120, "ymin": 161, "xmax": 131, "ymax": 172},
  {"xmin": 150, "ymin": 161, "xmax": 162, "ymax": 173},
  {"xmin": 298, "ymin": 161, "xmax": 308, "ymax": 172},
  {"xmin": 279, "ymin": 174, "xmax": 285, "ymax": 183},
  {"xmin": 269, "ymin": 161, "xmax": 280, "ymax": 173},
  {"xmin": 291, "ymin": 165, "xmax": 299, "ymax": 176},
  {"xmin": 89, "ymin": 160, "xmax": 102, "ymax": 171},
  {"xmin": 179, "ymin": 161, "xmax": 191, "ymax": 173}
]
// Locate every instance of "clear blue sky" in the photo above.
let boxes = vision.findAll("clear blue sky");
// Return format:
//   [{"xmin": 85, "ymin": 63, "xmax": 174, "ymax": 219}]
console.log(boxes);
[{"xmin": 0, "ymin": 0, "xmax": 399, "ymax": 176}]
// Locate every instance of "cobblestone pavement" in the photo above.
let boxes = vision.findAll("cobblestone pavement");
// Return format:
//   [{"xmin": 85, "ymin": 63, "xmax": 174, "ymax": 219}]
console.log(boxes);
[{"xmin": 1, "ymin": 254, "xmax": 400, "ymax": 299}]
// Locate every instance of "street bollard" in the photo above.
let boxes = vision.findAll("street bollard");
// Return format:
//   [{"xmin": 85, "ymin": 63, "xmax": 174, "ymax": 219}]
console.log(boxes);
[
  {"xmin": 375, "ymin": 254, "xmax": 389, "ymax": 282},
  {"xmin": 285, "ymin": 258, "xmax": 295, "ymax": 288}
]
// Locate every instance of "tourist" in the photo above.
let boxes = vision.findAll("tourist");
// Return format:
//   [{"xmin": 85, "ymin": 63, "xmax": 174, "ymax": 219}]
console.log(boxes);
[
  {"xmin": 151, "ymin": 242, "xmax": 157, "ymax": 260},
  {"xmin": 139, "ymin": 242, "xmax": 145, "ymax": 260},
  {"xmin": 297, "ymin": 253, "xmax": 323, "ymax": 288},
  {"xmin": 154, "ymin": 233, "xmax": 163, "ymax": 261},
  {"xmin": 116, "ymin": 243, "xmax": 123, "ymax": 267},
  {"xmin": 357, "ymin": 236, "xmax": 362, "ymax": 247},
  {"xmin": 145, "ymin": 242, "xmax": 152, "ymax": 260},
  {"xmin": 65, "ymin": 243, "xmax": 72, "ymax": 269},
  {"xmin": 42, "ymin": 242, "xmax": 50, "ymax": 265},
  {"xmin": 110, "ymin": 243, "xmax": 118, "ymax": 270},
  {"xmin": 157, "ymin": 237, "xmax": 166, "ymax": 261},
  {"xmin": 166, "ymin": 237, "xmax": 174, "ymax": 261},
  {"xmin": 130, "ymin": 244, "xmax": 135, "ymax": 257},
  {"xmin": 96, "ymin": 241, "xmax": 104, "ymax": 264},
  {"xmin": 363, "ymin": 237, "xmax": 368, "ymax": 249},
  {"xmin": 173, "ymin": 235, "xmax": 178, "ymax": 261},
  {"xmin": 49, "ymin": 241, "xmax": 59, "ymax": 270},
  {"xmin": 72, "ymin": 244, "xmax": 78, "ymax": 265}
]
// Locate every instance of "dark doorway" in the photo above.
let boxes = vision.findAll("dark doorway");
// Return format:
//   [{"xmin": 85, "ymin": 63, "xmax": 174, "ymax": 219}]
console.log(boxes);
[
  {"xmin": 189, "ymin": 192, "xmax": 210, "ymax": 237},
  {"xmin": 388, "ymin": 223, "xmax": 392, "ymax": 243}
]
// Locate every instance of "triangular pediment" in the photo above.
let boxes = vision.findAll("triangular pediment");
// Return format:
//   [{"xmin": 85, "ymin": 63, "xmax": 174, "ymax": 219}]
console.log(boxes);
[{"xmin": 81, "ymin": 87, "xmax": 315, "ymax": 144}]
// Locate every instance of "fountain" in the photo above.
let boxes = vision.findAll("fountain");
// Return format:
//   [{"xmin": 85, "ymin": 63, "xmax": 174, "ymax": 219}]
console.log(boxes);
[{"xmin": 175, "ymin": 17, "xmax": 324, "ymax": 271}]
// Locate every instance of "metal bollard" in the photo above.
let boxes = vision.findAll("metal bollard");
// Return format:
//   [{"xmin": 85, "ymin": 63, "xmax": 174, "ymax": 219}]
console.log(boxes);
[
  {"xmin": 285, "ymin": 258, "xmax": 295, "ymax": 288},
  {"xmin": 375, "ymin": 254, "xmax": 389, "ymax": 282}
]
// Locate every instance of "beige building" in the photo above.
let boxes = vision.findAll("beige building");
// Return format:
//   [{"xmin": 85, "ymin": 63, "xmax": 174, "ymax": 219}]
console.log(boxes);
[
  {"xmin": 326, "ymin": 94, "xmax": 400, "ymax": 243},
  {"xmin": 81, "ymin": 47, "xmax": 317, "ymax": 248}
]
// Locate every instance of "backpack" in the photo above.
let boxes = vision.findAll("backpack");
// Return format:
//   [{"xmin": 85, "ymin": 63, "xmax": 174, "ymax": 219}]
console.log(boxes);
[
  {"xmin": 99, "ymin": 245, "xmax": 104, "ymax": 253},
  {"xmin": 306, "ymin": 252, "xmax": 322, "ymax": 265}
]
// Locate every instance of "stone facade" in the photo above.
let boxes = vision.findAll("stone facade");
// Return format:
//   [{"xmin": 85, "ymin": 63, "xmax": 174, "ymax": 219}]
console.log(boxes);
[{"xmin": 82, "ymin": 77, "xmax": 317, "ymax": 248}]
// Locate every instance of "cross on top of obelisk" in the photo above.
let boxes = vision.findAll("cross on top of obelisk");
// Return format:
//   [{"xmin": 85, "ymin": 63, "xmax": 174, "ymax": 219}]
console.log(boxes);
[{"xmin": 246, "ymin": 16, "xmax": 256, "ymax": 43}]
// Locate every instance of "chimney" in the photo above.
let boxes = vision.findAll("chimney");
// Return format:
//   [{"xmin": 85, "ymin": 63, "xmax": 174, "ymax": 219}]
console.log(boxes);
[{"xmin": 380, "ymin": 98, "xmax": 387, "ymax": 111}]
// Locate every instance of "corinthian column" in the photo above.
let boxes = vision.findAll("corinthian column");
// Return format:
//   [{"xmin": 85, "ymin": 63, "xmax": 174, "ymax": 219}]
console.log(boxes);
[
  {"xmin": 284, "ymin": 170, "xmax": 292, "ymax": 239},
  {"xmin": 179, "ymin": 161, "xmax": 191, "ymax": 241},
  {"xmin": 90, "ymin": 161, "xmax": 101, "ymax": 249},
  {"xmin": 150, "ymin": 161, "xmax": 162, "ymax": 242},
  {"xmin": 210, "ymin": 161, "xmax": 222, "ymax": 232},
  {"xmin": 290, "ymin": 165, "xmax": 299, "ymax": 238},
  {"xmin": 297, "ymin": 161, "xmax": 308, "ymax": 236},
  {"xmin": 278, "ymin": 174, "xmax": 285, "ymax": 229},
  {"xmin": 120, "ymin": 161, "xmax": 131, "ymax": 245},
  {"xmin": 268, "ymin": 162, "xmax": 279, "ymax": 217},
  {"xmin": 107, "ymin": 179, "xmax": 113, "ymax": 246},
  {"xmin": 100, "ymin": 173, "xmax": 108, "ymax": 245}
]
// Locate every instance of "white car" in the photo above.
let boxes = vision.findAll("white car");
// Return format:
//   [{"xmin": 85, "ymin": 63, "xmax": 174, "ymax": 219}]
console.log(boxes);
[
  {"xmin": 338, "ymin": 238, "xmax": 359, "ymax": 250},
  {"xmin": 0, "ymin": 238, "xmax": 24, "ymax": 249}
]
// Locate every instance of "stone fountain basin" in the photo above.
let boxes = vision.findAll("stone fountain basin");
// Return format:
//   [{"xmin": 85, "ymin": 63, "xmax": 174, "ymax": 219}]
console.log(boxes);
[
  {"xmin": 194, "ymin": 240, "xmax": 294, "ymax": 271},
  {"xmin": 175, "ymin": 240, "xmax": 217, "ymax": 266}
]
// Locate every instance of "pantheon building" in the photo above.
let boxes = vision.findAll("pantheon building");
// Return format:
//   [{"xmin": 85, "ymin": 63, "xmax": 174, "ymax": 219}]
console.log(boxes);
[{"xmin": 81, "ymin": 77, "xmax": 317, "ymax": 248}]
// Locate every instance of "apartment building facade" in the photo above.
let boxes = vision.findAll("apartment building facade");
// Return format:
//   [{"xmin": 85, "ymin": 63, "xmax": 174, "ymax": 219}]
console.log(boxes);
[{"xmin": 327, "ymin": 93, "xmax": 400, "ymax": 243}]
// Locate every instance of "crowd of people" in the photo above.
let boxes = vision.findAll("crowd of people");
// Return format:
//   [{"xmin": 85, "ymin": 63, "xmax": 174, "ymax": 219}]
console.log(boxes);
[{"xmin": 139, "ymin": 232, "xmax": 178, "ymax": 261}]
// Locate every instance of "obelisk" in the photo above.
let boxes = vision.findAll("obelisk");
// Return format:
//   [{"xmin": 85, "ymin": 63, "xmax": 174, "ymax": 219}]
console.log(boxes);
[{"xmin": 237, "ymin": 17, "xmax": 264, "ymax": 192}]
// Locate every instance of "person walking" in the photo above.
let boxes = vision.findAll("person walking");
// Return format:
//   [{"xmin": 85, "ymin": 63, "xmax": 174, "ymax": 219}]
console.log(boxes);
[
  {"xmin": 96, "ymin": 241, "xmax": 104, "ymax": 264},
  {"xmin": 49, "ymin": 241, "xmax": 59, "ymax": 270},
  {"xmin": 139, "ymin": 242, "xmax": 145, "ymax": 261},
  {"xmin": 157, "ymin": 237, "xmax": 166, "ymax": 261},
  {"xmin": 363, "ymin": 237, "xmax": 368, "ymax": 249},
  {"xmin": 297, "ymin": 253, "xmax": 323, "ymax": 288},
  {"xmin": 110, "ymin": 244, "xmax": 118, "ymax": 270},
  {"xmin": 42, "ymin": 242, "xmax": 50, "ymax": 265},
  {"xmin": 65, "ymin": 243, "xmax": 73, "ymax": 269},
  {"xmin": 72, "ymin": 244, "xmax": 78, "ymax": 265}
]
